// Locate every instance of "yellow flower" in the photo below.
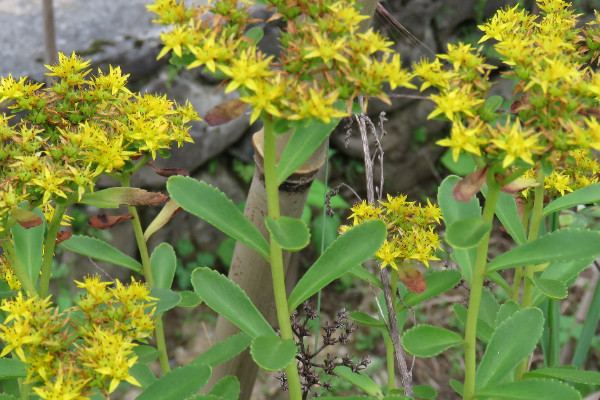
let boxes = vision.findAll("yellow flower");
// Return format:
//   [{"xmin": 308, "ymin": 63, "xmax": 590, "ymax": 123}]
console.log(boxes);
[
  {"xmin": 428, "ymin": 87, "xmax": 484, "ymax": 121},
  {"xmin": 490, "ymin": 121, "xmax": 541, "ymax": 168},
  {"xmin": 436, "ymin": 118, "xmax": 485, "ymax": 162},
  {"xmin": 376, "ymin": 240, "xmax": 401, "ymax": 270}
]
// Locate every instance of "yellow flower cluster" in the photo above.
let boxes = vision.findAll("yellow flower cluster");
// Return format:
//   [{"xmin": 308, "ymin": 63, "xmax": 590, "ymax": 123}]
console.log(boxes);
[
  {"xmin": 148, "ymin": 0, "xmax": 414, "ymax": 123},
  {"xmin": 344, "ymin": 195, "xmax": 443, "ymax": 269},
  {"xmin": 0, "ymin": 52, "xmax": 198, "ymax": 232},
  {"xmin": 0, "ymin": 276, "xmax": 156, "ymax": 399},
  {"xmin": 0, "ymin": 254, "xmax": 21, "ymax": 291},
  {"xmin": 521, "ymin": 149, "xmax": 600, "ymax": 198},
  {"xmin": 416, "ymin": 0, "xmax": 600, "ymax": 173}
]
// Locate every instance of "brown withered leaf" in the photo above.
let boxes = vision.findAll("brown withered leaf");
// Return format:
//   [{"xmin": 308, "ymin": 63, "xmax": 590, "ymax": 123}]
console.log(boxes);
[
  {"xmin": 452, "ymin": 167, "xmax": 488, "ymax": 202},
  {"xmin": 124, "ymin": 190, "xmax": 169, "ymax": 206},
  {"xmin": 12, "ymin": 209, "xmax": 43, "ymax": 228},
  {"xmin": 398, "ymin": 268, "xmax": 427, "ymax": 294},
  {"xmin": 204, "ymin": 98, "xmax": 248, "ymax": 126},
  {"xmin": 501, "ymin": 177, "xmax": 538, "ymax": 194},
  {"xmin": 147, "ymin": 161, "xmax": 189, "ymax": 177},
  {"xmin": 55, "ymin": 231, "xmax": 72, "ymax": 245},
  {"xmin": 89, "ymin": 214, "xmax": 134, "ymax": 229}
]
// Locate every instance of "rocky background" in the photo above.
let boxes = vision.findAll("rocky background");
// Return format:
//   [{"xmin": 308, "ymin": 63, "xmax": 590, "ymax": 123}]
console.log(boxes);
[{"xmin": 4, "ymin": 0, "xmax": 600, "ymax": 398}]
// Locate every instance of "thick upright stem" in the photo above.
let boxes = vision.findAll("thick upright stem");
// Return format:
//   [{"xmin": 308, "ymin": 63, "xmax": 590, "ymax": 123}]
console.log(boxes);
[
  {"xmin": 463, "ymin": 170, "xmax": 500, "ymax": 400},
  {"xmin": 38, "ymin": 202, "xmax": 67, "ymax": 297},
  {"xmin": 263, "ymin": 117, "xmax": 302, "ymax": 399},
  {"xmin": 119, "ymin": 174, "xmax": 171, "ymax": 374}
]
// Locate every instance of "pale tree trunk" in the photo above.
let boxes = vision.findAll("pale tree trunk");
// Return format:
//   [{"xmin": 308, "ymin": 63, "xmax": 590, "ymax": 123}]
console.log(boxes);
[{"xmin": 42, "ymin": 0, "xmax": 58, "ymax": 83}]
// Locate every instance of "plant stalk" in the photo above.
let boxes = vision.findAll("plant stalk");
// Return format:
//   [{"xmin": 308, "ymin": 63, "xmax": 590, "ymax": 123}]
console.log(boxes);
[
  {"xmin": 262, "ymin": 116, "xmax": 302, "ymax": 399},
  {"xmin": 463, "ymin": 169, "xmax": 500, "ymax": 400},
  {"xmin": 39, "ymin": 202, "xmax": 68, "ymax": 297},
  {"xmin": 119, "ymin": 174, "xmax": 171, "ymax": 374}
]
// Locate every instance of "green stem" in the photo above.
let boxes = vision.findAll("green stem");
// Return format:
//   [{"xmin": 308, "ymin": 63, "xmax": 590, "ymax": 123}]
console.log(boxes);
[
  {"xmin": 463, "ymin": 169, "xmax": 501, "ymax": 400},
  {"xmin": 521, "ymin": 168, "xmax": 545, "ymax": 308},
  {"xmin": 512, "ymin": 200, "xmax": 533, "ymax": 301},
  {"xmin": 515, "ymin": 167, "xmax": 545, "ymax": 380},
  {"xmin": 39, "ymin": 202, "xmax": 68, "ymax": 297},
  {"xmin": 262, "ymin": 116, "xmax": 302, "ymax": 399},
  {"xmin": 384, "ymin": 332, "xmax": 395, "ymax": 393},
  {"xmin": 2, "ymin": 238, "xmax": 37, "ymax": 295},
  {"xmin": 118, "ymin": 174, "xmax": 171, "ymax": 374}
]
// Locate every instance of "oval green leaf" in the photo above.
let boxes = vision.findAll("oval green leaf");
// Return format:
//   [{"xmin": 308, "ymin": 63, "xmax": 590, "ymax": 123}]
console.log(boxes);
[
  {"xmin": 250, "ymin": 336, "xmax": 296, "ymax": 371},
  {"xmin": 287, "ymin": 219, "xmax": 386, "ymax": 313},
  {"xmin": 10, "ymin": 214, "xmax": 44, "ymax": 285},
  {"xmin": 487, "ymin": 229, "xmax": 600, "ymax": 273},
  {"xmin": 133, "ymin": 345, "xmax": 159, "ymax": 363},
  {"xmin": 333, "ymin": 366, "xmax": 383, "ymax": 397},
  {"xmin": 413, "ymin": 384, "xmax": 438, "ymax": 399},
  {"xmin": 543, "ymin": 182, "xmax": 600, "ymax": 216},
  {"xmin": 177, "ymin": 290, "xmax": 203, "ymax": 308},
  {"xmin": 265, "ymin": 216, "xmax": 310, "ymax": 251},
  {"xmin": 276, "ymin": 116, "xmax": 341, "ymax": 184},
  {"xmin": 208, "ymin": 375, "xmax": 240, "ymax": 400},
  {"xmin": 402, "ymin": 270, "xmax": 462, "ymax": 308},
  {"xmin": 191, "ymin": 267, "xmax": 275, "ymax": 338},
  {"xmin": 446, "ymin": 217, "xmax": 492, "ymax": 249},
  {"xmin": 524, "ymin": 366, "xmax": 600, "ymax": 385},
  {"xmin": 476, "ymin": 379, "xmax": 580, "ymax": 400},
  {"xmin": 150, "ymin": 287, "xmax": 181, "ymax": 314},
  {"xmin": 136, "ymin": 363, "xmax": 211, "ymax": 400},
  {"xmin": 350, "ymin": 311, "xmax": 385, "ymax": 328},
  {"xmin": 534, "ymin": 278, "xmax": 568, "ymax": 300},
  {"xmin": 476, "ymin": 308, "xmax": 544, "ymax": 389},
  {"xmin": 129, "ymin": 363, "xmax": 157, "ymax": 389},
  {"xmin": 401, "ymin": 325, "xmax": 463, "ymax": 357},
  {"xmin": 0, "ymin": 359, "xmax": 26, "ymax": 379},
  {"xmin": 438, "ymin": 176, "xmax": 482, "ymax": 283},
  {"xmin": 167, "ymin": 176, "xmax": 270, "ymax": 260},
  {"xmin": 150, "ymin": 242, "xmax": 177, "ymax": 289},
  {"xmin": 61, "ymin": 235, "xmax": 142, "ymax": 273},
  {"xmin": 190, "ymin": 332, "xmax": 252, "ymax": 368}
]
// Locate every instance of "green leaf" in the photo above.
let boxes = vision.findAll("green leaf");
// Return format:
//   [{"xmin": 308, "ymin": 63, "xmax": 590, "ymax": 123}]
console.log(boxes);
[
  {"xmin": 487, "ymin": 229, "xmax": 600, "ymax": 272},
  {"xmin": 288, "ymin": 220, "xmax": 386, "ymax": 313},
  {"xmin": 277, "ymin": 117, "xmax": 341, "ymax": 184},
  {"xmin": 191, "ymin": 267, "xmax": 275, "ymax": 338},
  {"xmin": 129, "ymin": 363, "xmax": 157, "ymax": 389},
  {"xmin": 402, "ymin": 270, "xmax": 462, "ymax": 308},
  {"xmin": 475, "ymin": 379, "xmax": 581, "ymax": 400},
  {"xmin": 61, "ymin": 235, "xmax": 142, "ymax": 273},
  {"xmin": 178, "ymin": 290, "xmax": 203, "ymax": 308},
  {"xmin": 250, "ymin": 336, "xmax": 297, "ymax": 371},
  {"xmin": 207, "ymin": 376, "xmax": 239, "ymax": 400},
  {"xmin": 543, "ymin": 182, "xmax": 600, "ymax": 216},
  {"xmin": 440, "ymin": 150, "xmax": 477, "ymax": 176},
  {"xmin": 10, "ymin": 214, "xmax": 44, "ymax": 285},
  {"xmin": 438, "ymin": 176, "xmax": 482, "ymax": 284},
  {"xmin": 476, "ymin": 308, "xmax": 544, "ymax": 389},
  {"xmin": 265, "ymin": 216, "xmax": 310, "ymax": 251},
  {"xmin": 190, "ymin": 332, "xmax": 252, "ymax": 368},
  {"xmin": 133, "ymin": 345, "xmax": 159, "ymax": 363},
  {"xmin": 311, "ymin": 214, "xmax": 342, "ymax": 255},
  {"xmin": 496, "ymin": 301, "xmax": 520, "ymax": 325},
  {"xmin": 484, "ymin": 95, "xmax": 504, "ymax": 113},
  {"xmin": 151, "ymin": 243, "xmax": 177, "ymax": 289},
  {"xmin": 532, "ymin": 257, "xmax": 596, "ymax": 306},
  {"xmin": 0, "ymin": 359, "xmax": 26, "ymax": 379},
  {"xmin": 136, "ymin": 363, "xmax": 211, "ymax": 400},
  {"xmin": 350, "ymin": 311, "xmax": 385, "ymax": 328},
  {"xmin": 167, "ymin": 176, "xmax": 270, "ymax": 260},
  {"xmin": 348, "ymin": 265, "xmax": 382, "ymax": 289},
  {"xmin": 450, "ymin": 379, "xmax": 464, "ymax": 397},
  {"xmin": 307, "ymin": 180, "xmax": 349, "ymax": 209},
  {"xmin": 333, "ymin": 366, "xmax": 383, "ymax": 397},
  {"xmin": 524, "ymin": 366, "xmax": 600, "ymax": 385},
  {"xmin": 0, "ymin": 395, "xmax": 19, "ymax": 400},
  {"xmin": 413, "ymin": 384, "xmax": 438, "ymax": 399},
  {"xmin": 244, "ymin": 26, "xmax": 264, "ymax": 43},
  {"xmin": 446, "ymin": 217, "xmax": 492, "ymax": 249},
  {"xmin": 534, "ymin": 279, "xmax": 568, "ymax": 300},
  {"xmin": 150, "ymin": 287, "xmax": 181, "ymax": 314},
  {"xmin": 484, "ymin": 186, "xmax": 527, "ymax": 245},
  {"xmin": 401, "ymin": 325, "xmax": 463, "ymax": 357}
]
